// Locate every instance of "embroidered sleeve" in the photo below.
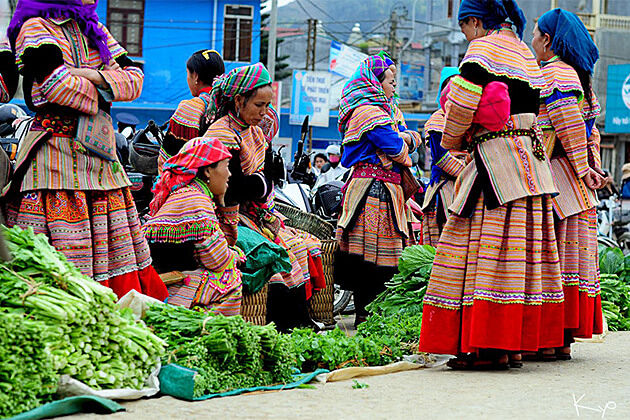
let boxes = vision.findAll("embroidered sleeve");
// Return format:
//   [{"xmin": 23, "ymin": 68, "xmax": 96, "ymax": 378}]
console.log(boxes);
[
  {"xmin": 587, "ymin": 124, "xmax": 601, "ymax": 170},
  {"xmin": 365, "ymin": 125, "xmax": 411, "ymax": 166},
  {"xmin": 442, "ymin": 75, "xmax": 483, "ymax": 151},
  {"xmin": 168, "ymin": 97, "xmax": 206, "ymax": 140},
  {"xmin": 194, "ymin": 225, "xmax": 241, "ymax": 272},
  {"xmin": 544, "ymin": 90, "xmax": 590, "ymax": 178},
  {"xmin": 40, "ymin": 64, "xmax": 99, "ymax": 114},
  {"xmin": 436, "ymin": 150, "xmax": 466, "ymax": 178},
  {"xmin": 95, "ymin": 23, "xmax": 143, "ymax": 102},
  {"xmin": 215, "ymin": 204, "xmax": 240, "ymax": 247}
]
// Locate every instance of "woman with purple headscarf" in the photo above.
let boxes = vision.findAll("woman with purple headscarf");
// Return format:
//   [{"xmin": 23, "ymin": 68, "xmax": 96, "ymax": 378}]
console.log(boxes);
[
  {"xmin": 335, "ymin": 55, "xmax": 420, "ymax": 326},
  {"xmin": 3, "ymin": 0, "xmax": 168, "ymax": 302}
]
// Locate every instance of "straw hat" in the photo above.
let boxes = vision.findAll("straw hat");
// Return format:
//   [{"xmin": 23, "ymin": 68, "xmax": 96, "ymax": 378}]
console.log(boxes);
[{"xmin": 622, "ymin": 163, "xmax": 630, "ymax": 182}]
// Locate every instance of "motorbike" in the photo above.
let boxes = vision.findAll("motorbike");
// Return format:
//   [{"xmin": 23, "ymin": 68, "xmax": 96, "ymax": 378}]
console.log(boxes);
[
  {"xmin": 123, "ymin": 120, "xmax": 164, "ymax": 221},
  {"xmin": 597, "ymin": 181, "xmax": 630, "ymax": 253}
]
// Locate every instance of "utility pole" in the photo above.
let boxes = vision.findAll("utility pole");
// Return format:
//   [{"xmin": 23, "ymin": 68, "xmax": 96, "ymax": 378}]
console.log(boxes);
[
  {"xmin": 305, "ymin": 18, "xmax": 317, "ymax": 152},
  {"xmin": 267, "ymin": 0, "xmax": 278, "ymax": 76},
  {"xmin": 388, "ymin": 10, "xmax": 398, "ymax": 64}
]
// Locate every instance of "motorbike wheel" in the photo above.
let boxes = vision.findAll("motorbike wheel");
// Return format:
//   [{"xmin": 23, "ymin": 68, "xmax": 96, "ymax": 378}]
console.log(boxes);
[
  {"xmin": 598, "ymin": 235, "xmax": 620, "ymax": 251},
  {"xmin": 333, "ymin": 284, "xmax": 353, "ymax": 316},
  {"xmin": 616, "ymin": 232, "xmax": 630, "ymax": 255}
]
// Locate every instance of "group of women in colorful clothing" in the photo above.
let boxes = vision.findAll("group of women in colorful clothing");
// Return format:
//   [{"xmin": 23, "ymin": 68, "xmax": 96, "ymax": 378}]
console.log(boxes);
[
  {"xmin": 1, "ymin": 0, "xmax": 323, "ymax": 330},
  {"xmin": 415, "ymin": 0, "xmax": 604, "ymax": 369}
]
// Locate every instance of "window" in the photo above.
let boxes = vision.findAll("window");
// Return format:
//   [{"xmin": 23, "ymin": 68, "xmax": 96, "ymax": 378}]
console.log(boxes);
[
  {"xmin": 223, "ymin": 5, "xmax": 254, "ymax": 62},
  {"xmin": 107, "ymin": 0, "xmax": 145, "ymax": 57}
]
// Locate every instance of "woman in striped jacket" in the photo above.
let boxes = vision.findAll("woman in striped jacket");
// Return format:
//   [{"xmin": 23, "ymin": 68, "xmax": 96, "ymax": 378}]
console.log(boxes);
[
  {"xmin": 531, "ymin": 8, "xmax": 604, "ymax": 360},
  {"xmin": 4, "ymin": 0, "xmax": 167, "ymax": 301},
  {"xmin": 418, "ymin": 0, "xmax": 564, "ymax": 369},
  {"xmin": 144, "ymin": 138, "xmax": 243, "ymax": 315}
]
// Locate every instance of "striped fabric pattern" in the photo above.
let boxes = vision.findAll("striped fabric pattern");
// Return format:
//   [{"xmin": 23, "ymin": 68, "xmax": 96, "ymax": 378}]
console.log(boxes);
[
  {"xmin": 16, "ymin": 18, "xmax": 133, "ymax": 111},
  {"xmin": 150, "ymin": 182, "xmax": 244, "ymax": 313},
  {"xmin": 555, "ymin": 207, "xmax": 603, "ymax": 338},
  {"xmin": 461, "ymin": 28, "xmax": 545, "ymax": 91},
  {"xmin": 419, "ymin": 194, "xmax": 565, "ymax": 353},
  {"xmin": 7, "ymin": 187, "xmax": 153, "ymax": 282},
  {"xmin": 423, "ymin": 108, "xmax": 445, "ymax": 135},
  {"xmin": 170, "ymin": 94, "xmax": 210, "ymax": 138},
  {"xmin": 442, "ymin": 76, "xmax": 482, "ymax": 150},
  {"xmin": 17, "ymin": 134, "xmax": 131, "ymax": 192},
  {"xmin": 336, "ymin": 180, "xmax": 406, "ymax": 267},
  {"xmin": 204, "ymin": 114, "xmax": 267, "ymax": 175},
  {"xmin": 337, "ymin": 176, "xmax": 408, "ymax": 239},
  {"xmin": 209, "ymin": 63, "xmax": 271, "ymax": 117},
  {"xmin": 341, "ymin": 104, "xmax": 395, "ymax": 146},
  {"xmin": 538, "ymin": 60, "xmax": 600, "ymax": 218},
  {"xmin": 436, "ymin": 151, "xmax": 466, "ymax": 178},
  {"xmin": 448, "ymin": 114, "xmax": 558, "ymax": 216}
]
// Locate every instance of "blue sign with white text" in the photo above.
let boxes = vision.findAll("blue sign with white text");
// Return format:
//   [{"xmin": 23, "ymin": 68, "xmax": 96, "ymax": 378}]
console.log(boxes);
[
  {"xmin": 605, "ymin": 64, "xmax": 630, "ymax": 133},
  {"xmin": 399, "ymin": 62, "xmax": 424, "ymax": 101}
]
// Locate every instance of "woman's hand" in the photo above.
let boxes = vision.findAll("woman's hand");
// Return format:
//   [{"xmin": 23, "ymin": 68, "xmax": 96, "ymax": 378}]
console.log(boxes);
[
  {"xmin": 104, "ymin": 60, "xmax": 121, "ymax": 71},
  {"xmin": 399, "ymin": 131, "xmax": 413, "ymax": 146},
  {"xmin": 582, "ymin": 168, "xmax": 605, "ymax": 190}
]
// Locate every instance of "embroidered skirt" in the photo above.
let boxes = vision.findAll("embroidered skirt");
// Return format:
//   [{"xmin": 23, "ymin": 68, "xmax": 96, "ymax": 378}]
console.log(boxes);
[
  {"xmin": 336, "ymin": 180, "xmax": 405, "ymax": 267},
  {"xmin": 6, "ymin": 187, "xmax": 168, "ymax": 301},
  {"xmin": 418, "ymin": 194, "xmax": 565, "ymax": 355},
  {"xmin": 555, "ymin": 208, "xmax": 603, "ymax": 338},
  {"xmin": 167, "ymin": 274, "xmax": 242, "ymax": 316}
]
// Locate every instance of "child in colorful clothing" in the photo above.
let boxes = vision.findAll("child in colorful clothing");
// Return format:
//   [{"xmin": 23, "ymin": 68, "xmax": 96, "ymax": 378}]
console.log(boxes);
[
  {"xmin": 4, "ymin": 0, "xmax": 167, "ymax": 300},
  {"xmin": 144, "ymin": 138, "xmax": 244, "ymax": 315}
]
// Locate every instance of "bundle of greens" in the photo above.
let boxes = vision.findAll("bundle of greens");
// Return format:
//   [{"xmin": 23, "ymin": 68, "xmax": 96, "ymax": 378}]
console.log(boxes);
[
  {"xmin": 0, "ymin": 226, "xmax": 165, "ymax": 401},
  {"xmin": 599, "ymin": 247, "xmax": 630, "ymax": 331},
  {"xmin": 144, "ymin": 303, "xmax": 294, "ymax": 397},
  {"xmin": 288, "ymin": 313, "xmax": 423, "ymax": 371},
  {"xmin": 366, "ymin": 245, "xmax": 436, "ymax": 316},
  {"xmin": 0, "ymin": 311, "xmax": 58, "ymax": 418}
]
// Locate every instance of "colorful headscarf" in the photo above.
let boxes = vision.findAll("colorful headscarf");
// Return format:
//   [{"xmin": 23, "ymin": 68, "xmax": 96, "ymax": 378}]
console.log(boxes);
[
  {"xmin": 338, "ymin": 55, "xmax": 393, "ymax": 136},
  {"xmin": 150, "ymin": 137, "xmax": 231, "ymax": 215},
  {"xmin": 377, "ymin": 50, "xmax": 395, "ymax": 68},
  {"xmin": 7, "ymin": 0, "xmax": 112, "ymax": 63},
  {"xmin": 537, "ymin": 8, "xmax": 599, "ymax": 74},
  {"xmin": 458, "ymin": 0, "xmax": 526, "ymax": 40},
  {"xmin": 209, "ymin": 62, "xmax": 272, "ymax": 118}
]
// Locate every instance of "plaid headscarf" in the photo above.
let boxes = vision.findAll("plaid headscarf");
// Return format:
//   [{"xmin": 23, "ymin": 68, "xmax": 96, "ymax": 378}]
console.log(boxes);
[
  {"xmin": 150, "ymin": 137, "xmax": 231, "ymax": 215},
  {"xmin": 7, "ymin": 0, "xmax": 112, "ymax": 63},
  {"xmin": 338, "ymin": 55, "xmax": 393, "ymax": 137},
  {"xmin": 537, "ymin": 8, "xmax": 599, "ymax": 74},
  {"xmin": 209, "ymin": 62, "xmax": 272, "ymax": 118}
]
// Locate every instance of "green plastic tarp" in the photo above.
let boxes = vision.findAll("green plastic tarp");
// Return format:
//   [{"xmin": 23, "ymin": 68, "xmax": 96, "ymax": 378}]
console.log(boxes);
[
  {"xmin": 158, "ymin": 364, "xmax": 328, "ymax": 401},
  {"xmin": 9, "ymin": 396, "xmax": 124, "ymax": 420},
  {"xmin": 235, "ymin": 226, "xmax": 292, "ymax": 294}
]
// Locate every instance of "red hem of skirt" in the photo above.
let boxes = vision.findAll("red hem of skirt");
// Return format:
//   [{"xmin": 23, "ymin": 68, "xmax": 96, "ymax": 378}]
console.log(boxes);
[
  {"xmin": 563, "ymin": 285, "xmax": 603, "ymax": 338},
  {"xmin": 101, "ymin": 265, "xmax": 168, "ymax": 301},
  {"xmin": 419, "ymin": 300, "xmax": 565, "ymax": 355}
]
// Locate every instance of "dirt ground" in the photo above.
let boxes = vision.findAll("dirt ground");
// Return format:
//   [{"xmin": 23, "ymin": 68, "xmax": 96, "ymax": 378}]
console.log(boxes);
[{"xmin": 73, "ymin": 330, "xmax": 630, "ymax": 420}]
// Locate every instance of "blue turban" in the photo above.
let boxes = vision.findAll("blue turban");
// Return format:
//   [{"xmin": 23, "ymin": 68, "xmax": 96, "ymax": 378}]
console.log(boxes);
[
  {"xmin": 458, "ymin": 0, "xmax": 526, "ymax": 40},
  {"xmin": 537, "ymin": 8, "xmax": 599, "ymax": 74}
]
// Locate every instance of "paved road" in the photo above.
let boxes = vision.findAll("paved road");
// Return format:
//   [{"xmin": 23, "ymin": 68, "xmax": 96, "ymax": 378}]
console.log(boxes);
[{"xmin": 75, "ymin": 331, "xmax": 630, "ymax": 420}]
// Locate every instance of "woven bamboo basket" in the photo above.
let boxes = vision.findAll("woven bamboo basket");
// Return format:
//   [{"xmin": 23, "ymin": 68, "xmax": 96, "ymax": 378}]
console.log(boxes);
[
  {"xmin": 241, "ymin": 284, "xmax": 268, "ymax": 326},
  {"xmin": 274, "ymin": 202, "xmax": 336, "ymax": 325}
]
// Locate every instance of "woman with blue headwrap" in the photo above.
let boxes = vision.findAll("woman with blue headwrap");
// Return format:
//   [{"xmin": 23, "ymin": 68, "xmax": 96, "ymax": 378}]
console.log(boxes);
[
  {"xmin": 418, "ymin": 0, "xmax": 564, "ymax": 370},
  {"xmin": 531, "ymin": 8, "xmax": 604, "ymax": 360},
  {"xmin": 420, "ymin": 67, "xmax": 468, "ymax": 246}
]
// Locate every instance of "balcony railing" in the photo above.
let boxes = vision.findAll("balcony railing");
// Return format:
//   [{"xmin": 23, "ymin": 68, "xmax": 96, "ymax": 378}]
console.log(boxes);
[{"xmin": 576, "ymin": 12, "xmax": 630, "ymax": 32}]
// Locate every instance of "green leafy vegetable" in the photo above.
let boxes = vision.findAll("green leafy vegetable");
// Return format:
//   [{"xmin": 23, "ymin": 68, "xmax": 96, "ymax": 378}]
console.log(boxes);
[{"xmin": 0, "ymin": 225, "xmax": 165, "ymax": 417}]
